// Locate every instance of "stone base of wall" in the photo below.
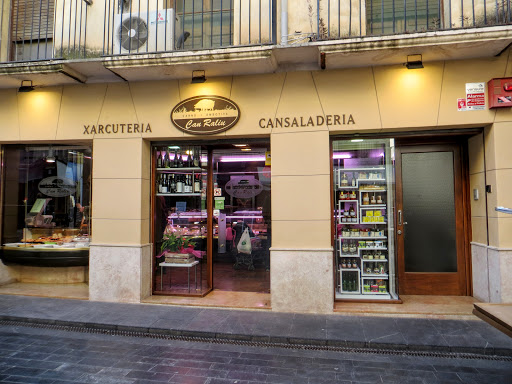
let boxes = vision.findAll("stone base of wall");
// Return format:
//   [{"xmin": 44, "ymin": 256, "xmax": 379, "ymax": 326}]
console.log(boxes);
[
  {"xmin": 270, "ymin": 248, "xmax": 333, "ymax": 313},
  {"xmin": 0, "ymin": 264, "xmax": 87, "ymax": 284},
  {"xmin": 471, "ymin": 242, "xmax": 512, "ymax": 303},
  {"xmin": 89, "ymin": 244, "xmax": 152, "ymax": 303}
]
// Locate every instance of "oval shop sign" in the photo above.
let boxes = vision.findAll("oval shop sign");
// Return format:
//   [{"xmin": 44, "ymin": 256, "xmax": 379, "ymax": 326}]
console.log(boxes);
[{"xmin": 171, "ymin": 95, "xmax": 240, "ymax": 135}]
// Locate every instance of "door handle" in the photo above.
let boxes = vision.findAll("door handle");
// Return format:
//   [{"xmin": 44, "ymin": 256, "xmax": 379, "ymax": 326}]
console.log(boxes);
[{"xmin": 398, "ymin": 210, "xmax": 402, "ymax": 226}]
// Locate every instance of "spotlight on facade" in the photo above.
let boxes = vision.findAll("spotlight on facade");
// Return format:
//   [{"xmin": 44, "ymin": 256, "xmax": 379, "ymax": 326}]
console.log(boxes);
[
  {"xmin": 191, "ymin": 70, "xmax": 206, "ymax": 83},
  {"xmin": 405, "ymin": 54, "xmax": 424, "ymax": 69},
  {"xmin": 18, "ymin": 80, "xmax": 35, "ymax": 92}
]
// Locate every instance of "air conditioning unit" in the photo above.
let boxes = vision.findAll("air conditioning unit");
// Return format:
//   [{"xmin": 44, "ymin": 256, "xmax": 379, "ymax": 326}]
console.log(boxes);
[{"xmin": 113, "ymin": 9, "xmax": 175, "ymax": 54}]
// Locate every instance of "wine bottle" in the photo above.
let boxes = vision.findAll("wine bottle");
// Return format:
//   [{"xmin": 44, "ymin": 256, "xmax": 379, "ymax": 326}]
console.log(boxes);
[
  {"xmin": 173, "ymin": 149, "xmax": 178, "ymax": 168},
  {"xmin": 193, "ymin": 148, "xmax": 200, "ymax": 167},
  {"xmin": 194, "ymin": 174, "xmax": 201, "ymax": 193},
  {"xmin": 176, "ymin": 175, "xmax": 184, "ymax": 193},
  {"xmin": 187, "ymin": 150, "xmax": 193, "ymax": 168},
  {"xmin": 178, "ymin": 151, "xmax": 184, "ymax": 168},
  {"xmin": 157, "ymin": 174, "xmax": 162, "ymax": 193},
  {"xmin": 170, "ymin": 174, "xmax": 176, "ymax": 193},
  {"xmin": 184, "ymin": 174, "xmax": 192, "ymax": 193},
  {"xmin": 157, "ymin": 150, "xmax": 162, "ymax": 168},
  {"xmin": 161, "ymin": 174, "xmax": 168, "ymax": 193}
]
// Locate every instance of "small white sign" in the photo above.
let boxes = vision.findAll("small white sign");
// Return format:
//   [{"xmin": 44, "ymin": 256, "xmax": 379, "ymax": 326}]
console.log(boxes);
[
  {"xmin": 466, "ymin": 82, "xmax": 485, "ymax": 110},
  {"xmin": 214, "ymin": 188, "xmax": 222, "ymax": 197}
]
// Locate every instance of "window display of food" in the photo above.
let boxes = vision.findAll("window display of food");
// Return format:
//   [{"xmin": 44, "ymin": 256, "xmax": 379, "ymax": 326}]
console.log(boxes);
[
  {"xmin": 0, "ymin": 145, "xmax": 92, "ymax": 267},
  {"xmin": 333, "ymin": 139, "xmax": 397, "ymax": 300}
]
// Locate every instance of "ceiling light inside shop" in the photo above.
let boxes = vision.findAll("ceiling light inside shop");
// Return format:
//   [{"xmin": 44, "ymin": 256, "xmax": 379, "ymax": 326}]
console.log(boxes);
[
  {"xmin": 233, "ymin": 144, "xmax": 248, "ymax": 147},
  {"xmin": 333, "ymin": 153, "xmax": 352, "ymax": 159},
  {"xmin": 220, "ymin": 156, "xmax": 266, "ymax": 162},
  {"xmin": 46, "ymin": 148, "xmax": 56, "ymax": 163},
  {"xmin": 241, "ymin": 148, "xmax": 252, "ymax": 151},
  {"xmin": 351, "ymin": 139, "xmax": 364, "ymax": 142}
]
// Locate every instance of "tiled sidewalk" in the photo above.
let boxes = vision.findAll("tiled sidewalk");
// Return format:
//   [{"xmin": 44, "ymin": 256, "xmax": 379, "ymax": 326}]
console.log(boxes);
[{"xmin": 0, "ymin": 294, "xmax": 511, "ymax": 356}]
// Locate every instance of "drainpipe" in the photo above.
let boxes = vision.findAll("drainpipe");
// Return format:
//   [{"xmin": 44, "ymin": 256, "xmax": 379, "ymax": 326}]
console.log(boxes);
[{"xmin": 281, "ymin": 0, "xmax": 288, "ymax": 45}]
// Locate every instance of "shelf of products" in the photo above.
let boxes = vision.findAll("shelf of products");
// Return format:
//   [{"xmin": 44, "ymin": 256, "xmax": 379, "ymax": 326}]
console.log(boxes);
[
  {"xmin": 155, "ymin": 146, "xmax": 206, "ymax": 195},
  {"xmin": 333, "ymin": 141, "xmax": 395, "ymax": 300}
]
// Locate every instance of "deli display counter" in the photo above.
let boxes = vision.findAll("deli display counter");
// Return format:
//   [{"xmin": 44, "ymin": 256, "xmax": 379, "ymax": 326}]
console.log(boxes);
[{"xmin": 0, "ymin": 145, "xmax": 92, "ymax": 268}]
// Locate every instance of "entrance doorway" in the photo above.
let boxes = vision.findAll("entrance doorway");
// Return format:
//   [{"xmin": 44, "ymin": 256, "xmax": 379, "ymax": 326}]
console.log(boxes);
[
  {"xmin": 395, "ymin": 142, "xmax": 469, "ymax": 295},
  {"xmin": 152, "ymin": 141, "xmax": 271, "ymax": 297},
  {"xmin": 211, "ymin": 146, "xmax": 271, "ymax": 293}
]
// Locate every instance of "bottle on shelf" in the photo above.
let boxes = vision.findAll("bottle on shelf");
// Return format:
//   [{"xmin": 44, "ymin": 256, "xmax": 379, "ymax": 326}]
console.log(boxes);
[
  {"xmin": 157, "ymin": 174, "xmax": 162, "ymax": 193},
  {"xmin": 176, "ymin": 175, "xmax": 184, "ymax": 193},
  {"xmin": 170, "ymin": 174, "xmax": 176, "ymax": 193},
  {"xmin": 193, "ymin": 148, "xmax": 200, "ymax": 167},
  {"xmin": 341, "ymin": 173, "xmax": 348, "ymax": 186},
  {"xmin": 349, "ymin": 204, "xmax": 356, "ymax": 218},
  {"xmin": 187, "ymin": 149, "xmax": 193, "ymax": 168},
  {"xmin": 342, "ymin": 241, "xmax": 349, "ymax": 254},
  {"xmin": 362, "ymin": 192, "xmax": 369, "ymax": 205},
  {"xmin": 161, "ymin": 174, "xmax": 168, "ymax": 193},
  {"xmin": 349, "ymin": 241, "xmax": 357, "ymax": 255},
  {"xmin": 165, "ymin": 149, "xmax": 171, "ymax": 168},
  {"xmin": 173, "ymin": 149, "xmax": 179, "ymax": 168},
  {"xmin": 157, "ymin": 149, "xmax": 162, "ymax": 168},
  {"xmin": 183, "ymin": 174, "xmax": 192, "ymax": 193},
  {"xmin": 351, "ymin": 173, "xmax": 356, "ymax": 187},
  {"xmin": 194, "ymin": 174, "xmax": 201, "ymax": 193},
  {"xmin": 177, "ymin": 151, "xmax": 184, "ymax": 168}
]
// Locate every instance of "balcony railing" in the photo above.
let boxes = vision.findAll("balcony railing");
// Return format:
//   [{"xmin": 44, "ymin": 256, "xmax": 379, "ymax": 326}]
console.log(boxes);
[
  {"xmin": 311, "ymin": 0, "xmax": 512, "ymax": 40},
  {"xmin": 0, "ymin": 0, "xmax": 512, "ymax": 64},
  {"xmin": 0, "ymin": 0, "xmax": 275, "ymax": 63}
]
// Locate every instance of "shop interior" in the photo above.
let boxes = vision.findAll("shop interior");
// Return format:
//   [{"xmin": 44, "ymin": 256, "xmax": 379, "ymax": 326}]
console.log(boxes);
[{"xmin": 152, "ymin": 142, "xmax": 271, "ymax": 297}]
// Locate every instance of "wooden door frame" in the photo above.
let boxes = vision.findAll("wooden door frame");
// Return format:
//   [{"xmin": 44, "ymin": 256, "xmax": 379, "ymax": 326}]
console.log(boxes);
[{"xmin": 395, "ymin": 139, "xmax": 471, "ymax": 296}]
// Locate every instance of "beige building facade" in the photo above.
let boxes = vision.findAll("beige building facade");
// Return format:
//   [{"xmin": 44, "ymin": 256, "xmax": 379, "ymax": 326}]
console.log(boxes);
[{"xmin": 1, "ymin": 0, "xmax": 512, "ymax": 313}]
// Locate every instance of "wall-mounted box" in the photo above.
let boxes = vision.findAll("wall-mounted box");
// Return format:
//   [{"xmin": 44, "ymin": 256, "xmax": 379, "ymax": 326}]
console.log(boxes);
[{"xmin": 488, "ymin": 78, "xmax": 512, "ymax": 109}]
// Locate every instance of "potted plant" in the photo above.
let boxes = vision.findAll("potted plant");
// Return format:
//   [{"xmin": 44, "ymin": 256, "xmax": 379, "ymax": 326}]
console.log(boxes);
[{"xmin": 160, "ymin": 233, "xmax": 196, "ymax": 263}]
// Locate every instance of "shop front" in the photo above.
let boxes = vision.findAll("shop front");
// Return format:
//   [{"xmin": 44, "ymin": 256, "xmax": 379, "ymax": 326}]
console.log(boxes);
[{"xmin": 0, "ymin": 55, "xmax": 511, "ymax": 312}]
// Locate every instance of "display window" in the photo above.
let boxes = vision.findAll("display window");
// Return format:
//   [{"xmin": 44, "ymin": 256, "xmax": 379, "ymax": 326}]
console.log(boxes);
[
  {"xmin": 152, "ymin": 142, "xmax": 271, "ymax": 297},
  {"xmin": 0, "ymin": 145, "xmax": 92, "ymax": 267},
  {"xmin": 332, "ymin": 138, "xmax": 398, "ymax": 300}
]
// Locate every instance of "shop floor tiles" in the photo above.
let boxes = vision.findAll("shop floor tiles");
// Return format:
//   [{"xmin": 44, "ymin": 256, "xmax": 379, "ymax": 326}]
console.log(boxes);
[
  {"xmin": 334, "ymin": 295, "xmax": 478, "ymax": 319},
  {"xmin": 0, "ymin": 282, "xmax": 88, "ymax": 300}
]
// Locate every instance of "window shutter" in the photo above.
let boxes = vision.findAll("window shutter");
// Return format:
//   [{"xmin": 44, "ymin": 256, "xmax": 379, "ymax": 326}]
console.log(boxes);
[{"xmin": 11, "ymin": 0, "xmax": 55, "ymax": 41}]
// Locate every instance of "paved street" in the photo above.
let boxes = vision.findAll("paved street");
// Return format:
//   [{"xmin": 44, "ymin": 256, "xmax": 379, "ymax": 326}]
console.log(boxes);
[{"xmin": 0, "ymin": 324, "xmax": 511, "ymax": 384}]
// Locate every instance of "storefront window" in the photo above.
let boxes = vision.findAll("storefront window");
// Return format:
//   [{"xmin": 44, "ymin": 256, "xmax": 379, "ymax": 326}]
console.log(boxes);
[
  {"xmin": 0, "ymin": 145, "xmax": 92, "ymax": 267},
  {"xmin": 154, "ymin": 145, "xmax": 208, "ymax": 295},
  {"xmin": 152, "ymin": 142, "xmax": 271, "ymax": 296},
  {"xmin": 333, "ymin": 138, "xmax": 397, "ymax": 300}
]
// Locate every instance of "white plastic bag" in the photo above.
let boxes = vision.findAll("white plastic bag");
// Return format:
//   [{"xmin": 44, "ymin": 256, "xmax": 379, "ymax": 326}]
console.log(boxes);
[{"xmin": 237, "ymin": 228, "xmax": 252, "ymax": 254}]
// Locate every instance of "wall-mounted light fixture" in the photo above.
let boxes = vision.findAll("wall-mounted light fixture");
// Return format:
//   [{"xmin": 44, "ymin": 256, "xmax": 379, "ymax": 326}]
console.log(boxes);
[
  {"xmin": 18, "ymin": 80, "xmax": 35, "ymax": 92},
  {"xmin": 191, "ymin": 70, "xmax": 206, "ymax": 84},
  {"xmin": 405, "ymin": 54, "xmax": 424, "ymax": 69}
]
